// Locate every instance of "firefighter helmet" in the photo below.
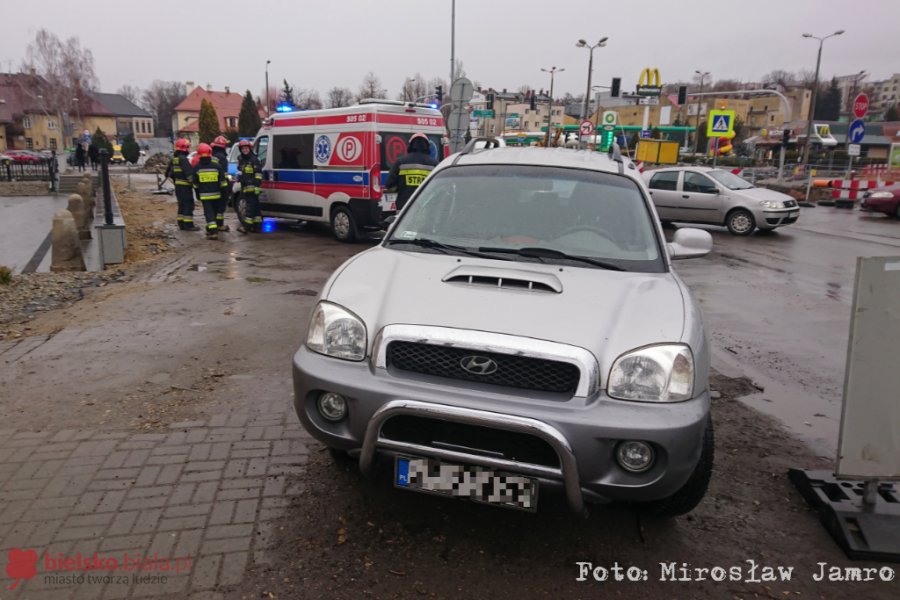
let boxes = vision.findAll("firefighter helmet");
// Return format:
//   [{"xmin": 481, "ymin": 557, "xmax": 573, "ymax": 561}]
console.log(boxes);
[
  {"xmin": 238, "ymin": 139, "xmax": 253, "ymax": 150},
  {"xmin": 175, "ymin": 138, "xmax": 190, "ymax": 152},
  {"xmin": 211, "ymin": 135, "xmax": 228, "ymax": 148},
  {"xmin": 407, "ymin": 132, "xmax": 430, "ymax": 153},
  {"xmin": 197, "ymin": 143, "xmax": 212, "ymax": 158}
]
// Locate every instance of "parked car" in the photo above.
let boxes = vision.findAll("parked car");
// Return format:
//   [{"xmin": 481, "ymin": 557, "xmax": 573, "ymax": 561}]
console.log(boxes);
[
  {"xmin": 860, "ymin": 184, "xmax": 900, "ymax": 218},
  {"xmin": 642, "ymin": 166, "xmax": 799, "ymax": 235},
  {"xmin": 292, "ymin": 142, "xmax": 716, "ymax": 516},
  {"xmin": 110, "ymin": 145, "xmax": 126, "ymax": 164},
  {"xmin": 4, "ymin": 150, "xmax": 43, "ymax": 164}
]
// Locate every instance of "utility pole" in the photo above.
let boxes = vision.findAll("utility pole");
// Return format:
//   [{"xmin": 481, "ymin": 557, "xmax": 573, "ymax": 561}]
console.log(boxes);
[
  {"xmin": 450, "ymin": 0, "xmax": 456, "ymax": 84},
  {"xmin": 265, "ymin": 60, "xmax": 271, "ymax": 116},
  {"xmin": 692, "ymin": 71, "xmax": 709, "ymax": 155},
  {"xmin": 541, "ymin": 67, "xmax": 564, "ymax": 147}
]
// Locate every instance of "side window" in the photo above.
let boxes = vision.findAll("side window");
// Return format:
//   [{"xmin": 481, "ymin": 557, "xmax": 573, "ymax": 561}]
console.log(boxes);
[
  {"xmin": 254, "ymin": 136, "xmax": 269, "ymax": 166},
  {"xmin": 648, "ymin": 171, "xmax": 678, "ymax": 191},
  {"xmin": 380, "ymin": 132, "xmax": 442, "ymax": 170},
  {"xmin": 683, "ymin": 172, "xmax": 717, "ymax": 194},
  {"xmin": 271, "ymin": 134, "xmax": 312, "ymax": 169}
]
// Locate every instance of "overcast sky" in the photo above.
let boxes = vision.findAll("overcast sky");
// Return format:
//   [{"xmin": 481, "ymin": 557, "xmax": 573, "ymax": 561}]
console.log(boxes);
[{"xmin": 2, "ymin": 0, "xmax": 898, "ymax": 100}]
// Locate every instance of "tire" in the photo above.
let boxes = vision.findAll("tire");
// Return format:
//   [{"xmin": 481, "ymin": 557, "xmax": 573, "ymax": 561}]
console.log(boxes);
[
  {"xmin": 234, "ymin": 193, "xmax": 248, "ymax": 226},
  {"xmin": 331, "ymin": 205, "xmax": 358, "ymax": 243},
  {"xmin": 726, "ymin": 209, "xmax": 756, "ymax": 236},
  {"xmin": 327, "ymin": 447, "xmax": 355, "ymax": 463},
  {"xmin": 894, "ymin": 203, "xmax": 900, "ymax": 220},
  {"xmin": 640, "ymin": 417, "xmax": 714, "ymax": 517}
]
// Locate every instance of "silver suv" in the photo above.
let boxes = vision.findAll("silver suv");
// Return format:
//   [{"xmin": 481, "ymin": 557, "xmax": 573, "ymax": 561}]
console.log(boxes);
[{"xmin": 293, "ymin": 143, "xmax": 715, "ymax": 516}]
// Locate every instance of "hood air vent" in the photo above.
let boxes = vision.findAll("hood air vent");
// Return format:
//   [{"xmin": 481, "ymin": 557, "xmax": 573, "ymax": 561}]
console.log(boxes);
[{"xmin": 443, "ymin": 265, "xmax": 562, "ymax": 293}]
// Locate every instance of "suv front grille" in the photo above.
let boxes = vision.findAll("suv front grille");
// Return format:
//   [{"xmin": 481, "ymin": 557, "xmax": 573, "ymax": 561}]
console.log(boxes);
[
  {"xmin": 381, "ymin": 415, "xmax": 560, "ymax": 468},
  {"xmin": 386, "ymin": 341, "xmax": 580, "ymax": 395}
]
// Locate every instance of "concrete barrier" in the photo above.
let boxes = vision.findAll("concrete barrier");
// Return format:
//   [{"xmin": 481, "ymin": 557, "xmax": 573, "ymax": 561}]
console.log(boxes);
[
  {"xmin": 50, "ymin": 208, "xmax": 86, "ymax": 272},
  {"xmin": 66, "ymin": 193, "xmax": 92, "ymax": 240}
]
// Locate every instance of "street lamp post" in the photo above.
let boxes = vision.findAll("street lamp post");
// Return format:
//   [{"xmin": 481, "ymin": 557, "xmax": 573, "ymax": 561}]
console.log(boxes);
[
  {"xmin": 800, "ymin": 30, "xmax": 844, "ymax": 202},
  {"xmin": 541, "ymin": 66, "xmax": 564, "ymax": 147},
  {"xmin": 800, "ymin": 30, "xmax": 844, "ymax": 166},
  {"xmin": 576, "ymin": 37, "xmax": 608, "ymax": 122},
  {"xmin": 265, "ymin": 60, "xmax": 272, "ymax": 116},
  {"xmin": 692, "ymin": 70, "xmax": 710, "ymax": 155}
]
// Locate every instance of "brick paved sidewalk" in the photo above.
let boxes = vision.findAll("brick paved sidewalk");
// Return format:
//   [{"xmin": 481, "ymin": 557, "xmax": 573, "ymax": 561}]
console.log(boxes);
[{"xmin": 0, "ymin": 399, "xmax": 310, "ymax": 599}]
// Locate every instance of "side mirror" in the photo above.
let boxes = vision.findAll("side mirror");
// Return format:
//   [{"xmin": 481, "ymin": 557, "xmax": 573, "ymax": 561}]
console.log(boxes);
[
  {"xmin": 382, "ymin": 215, "xmax": 397, "ymax": 229},
  {"xmin": 667, "ymin": 228, "xmax": 713, "ymax": 260}
]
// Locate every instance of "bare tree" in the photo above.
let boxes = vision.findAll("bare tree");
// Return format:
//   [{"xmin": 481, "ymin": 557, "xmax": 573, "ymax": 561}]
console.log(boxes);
[
  {"xmin": 452, "ymin": 59, "xmax": 467, "ymax": 81},
  {"xmin": 761, "ymin": 69, "xmax": 797, "ymax": 90},
  {"xmin": 326, "ymin": 87, "xmax": 354, "ymax": 108},
  {"xmin": 297, "ymin": 89, "xmax": 323, "ymax": 110},
  {"xmin": 117, "ymin": 84, "xmax": 141, "ymax": 105},
  {"xmin": 142, "ymin": 81, "xmax": 187, "ymax": 138},
  {"xmin": 398, "ymin": 73, "xmax": 429, "ymax": 102},
  {"xmin": 357, "ymin": 72, "xmax": 387, "ymax": 102},
  {"xmin": 20, "ymin": 29, "xmax": 99, "ymax": 142},
  {"xmin": 260, "ymin": 86, "xmax": 279, "ymax": 113}
]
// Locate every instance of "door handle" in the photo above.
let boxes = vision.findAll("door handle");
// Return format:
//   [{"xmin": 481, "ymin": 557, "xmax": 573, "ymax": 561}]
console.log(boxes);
[{"xmin": 682, "ymin": 194, "xmax": 689, "ymax": 199}]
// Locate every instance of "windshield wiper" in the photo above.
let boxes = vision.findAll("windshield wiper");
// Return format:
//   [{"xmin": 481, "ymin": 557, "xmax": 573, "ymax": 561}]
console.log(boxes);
[
  {"xmin": 386, "ymin": 238, "xmax": 511, "ymax": 260},
  {"xmin": 477, "ymin": 246, "xmax": 625, "ymax": 271}
]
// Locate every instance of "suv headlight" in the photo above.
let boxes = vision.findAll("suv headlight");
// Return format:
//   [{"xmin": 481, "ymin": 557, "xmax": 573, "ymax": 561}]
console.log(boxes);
[
  {"xmin": 759, "ymin": 200, "xmax": 784, "ymax": 209},
  {"xmin": 608, "ymin": 344, "xmax": 694, "ymax": 402},
  {"xmin": 306, "ymin": 301, "xmax": 367, "ymax": 361},
  {"xmin": 868, "ymin": 191, "xmax": 893, "ymax": 199}
]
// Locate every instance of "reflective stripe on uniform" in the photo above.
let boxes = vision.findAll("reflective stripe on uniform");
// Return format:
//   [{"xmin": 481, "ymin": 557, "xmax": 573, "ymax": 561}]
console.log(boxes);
[
  {"xmin": 399, "ymin": 168, "xmax": 432, "ymax": 186},
  {"xmin": 199, "ymin": 193, "xmax": 220, "ymax": 200},
  {"xmin": 197, "ymin": 171, "xmax": 218, "ymax": 183},
  {"xmin": 175, "ymin": 180, "xmax": 192, "ymax": 186},
  {"xmin": 206, "ymin": 223, "xmax": 217, "ymax": 230}
]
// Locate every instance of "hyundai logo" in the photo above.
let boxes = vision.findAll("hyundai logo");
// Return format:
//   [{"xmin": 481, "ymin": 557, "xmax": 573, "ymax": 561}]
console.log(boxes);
[{"xmin": 460, "ymin": 355, "xmax": 498, "ymax": 375}]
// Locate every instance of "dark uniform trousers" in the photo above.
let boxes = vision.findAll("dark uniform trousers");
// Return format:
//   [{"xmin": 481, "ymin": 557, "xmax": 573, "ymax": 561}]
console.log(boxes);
[
  {"xmin": 192, "ymin": 158, "xmax": 228, "ymax": 237},
  {"xmin": 237, "ymin": 156, "xmax": 263, "ymax": 230},
  {"xmin": 165, "ymin": 154, "xmax": 195, "ymax": 228}
]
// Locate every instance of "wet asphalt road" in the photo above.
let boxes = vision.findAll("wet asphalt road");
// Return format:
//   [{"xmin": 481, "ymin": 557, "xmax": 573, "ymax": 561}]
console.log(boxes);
[{"xmin": 674, "ymin": 205, "xmax": 900, "ymax": 456}]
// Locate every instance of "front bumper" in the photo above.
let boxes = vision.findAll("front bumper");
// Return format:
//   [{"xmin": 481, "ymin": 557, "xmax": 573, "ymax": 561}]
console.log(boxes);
[
  {"xmin": 759, "ymin": 208, "xmax": 799, "ymax": 228},
  {"xmin": 292, "ymin": 345, "xmax": 710, "ymax": 513}
]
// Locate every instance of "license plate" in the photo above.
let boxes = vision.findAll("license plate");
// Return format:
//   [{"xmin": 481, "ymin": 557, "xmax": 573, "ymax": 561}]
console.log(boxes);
[
  {"xmin": 394, "ymin": 456, "xmax": 538, "ymax": 511},
  {"xmin": 380, "ymin": 193, "xmax": 397, "ymax": 212}
]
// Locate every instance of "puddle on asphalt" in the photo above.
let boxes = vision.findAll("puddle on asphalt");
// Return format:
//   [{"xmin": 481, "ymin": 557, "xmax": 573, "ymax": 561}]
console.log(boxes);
[
  {"xmin": 712, "ymin": 348, "xmax": 839, "ymax": 457},
  {"xmin": 825, "ymin": 282, "xmax": 842, "ymax": 301},
  {"xmin": 283, "ymin": 289, "xmax": 318, "ymax": 296}
]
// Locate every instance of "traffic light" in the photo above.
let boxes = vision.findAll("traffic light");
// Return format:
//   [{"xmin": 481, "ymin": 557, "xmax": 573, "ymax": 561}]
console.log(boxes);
[
  {"xmin": 611, "ymin": 77, "xmax": 621, "ymax": 98},
  {"xmin": 782, "ymin": 129, "xmax": 790, "ymax": 147},
  {"xmin": 435, "ymin": 85, "xmax": 443, "ymax": 105},
  {"xmin": 677, "ymin": 86, "xmax": 687, "ymax": 105},
  {"xmin": 487, "ymin": 93, "xmax": 494, "ymax": 110},
  {"xmin": 529, "ymin": 93, "xmax": 536, "ymax": 111}
]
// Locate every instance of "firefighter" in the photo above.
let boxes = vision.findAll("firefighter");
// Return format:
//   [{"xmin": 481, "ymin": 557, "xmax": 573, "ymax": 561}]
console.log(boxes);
[
  {"xmin": 385, "ymin": 132, "xmax": 438, "ymax": 211},
  {"xmin": 235, "ymin": 140, "xmax": 263, "ymax": 233},
  {"xmin": 191, "ymin": 143, "xmax": 228, "ymax": 239},
  {"xmin": 210, "ymin": 135, "xmax": 231, "ymax": 231},
  {"xmin": 165, "ymin": 138, "xmax": 196, "ymax": 230}
]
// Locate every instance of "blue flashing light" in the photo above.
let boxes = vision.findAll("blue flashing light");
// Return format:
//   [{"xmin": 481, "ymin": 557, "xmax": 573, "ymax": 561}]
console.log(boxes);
[
  {"xmin": 429, "ymin": 103, "xmax": 439, "ymax": 109},
  {"xmin": 261, "ymin": 219, "xmax": 275, "ymax": 233},
  {"xmin": 275, "ymin": 103, "xmax": 294, "ymax": 113}
]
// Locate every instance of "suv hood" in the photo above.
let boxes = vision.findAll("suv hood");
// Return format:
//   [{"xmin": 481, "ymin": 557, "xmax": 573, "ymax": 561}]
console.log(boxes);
[{"xmin": 323, "ymin": 247, "xmax": 687, "ymax": 369}]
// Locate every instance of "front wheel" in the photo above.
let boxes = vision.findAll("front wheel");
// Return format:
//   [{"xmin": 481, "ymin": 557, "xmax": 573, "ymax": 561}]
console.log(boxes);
[
  {"xmin": 639, "ymin": 417, "xmax": 714, "ymax": 517},
  {"xmin": 331, "ymin": 205, "xmax": 358, "ymax": 243},
  {"xmin": 894, "ymin": 203, "xmax": 900, "ymax": 220},
  {"xmin": 726, "ymin": 209, "xmax": 756, "ymax": 236}
]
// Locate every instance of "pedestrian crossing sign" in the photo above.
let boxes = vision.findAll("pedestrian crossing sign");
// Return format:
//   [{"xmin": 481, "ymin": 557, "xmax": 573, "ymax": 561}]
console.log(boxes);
[{"xmin": 707, "ymin": 110, "xmax": 735, "ymax": 138}]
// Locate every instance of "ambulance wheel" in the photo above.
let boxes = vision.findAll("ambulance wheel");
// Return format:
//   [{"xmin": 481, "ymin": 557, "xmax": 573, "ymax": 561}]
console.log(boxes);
[{"xmin": 331, "ymin": 206, "xmax": 358, "ymax": 243}]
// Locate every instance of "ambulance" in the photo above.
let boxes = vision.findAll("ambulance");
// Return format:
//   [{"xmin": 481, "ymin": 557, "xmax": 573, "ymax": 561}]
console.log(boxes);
[{"xmin": 242, "ymin": 100, "xmax": 448, "ymax": 242}]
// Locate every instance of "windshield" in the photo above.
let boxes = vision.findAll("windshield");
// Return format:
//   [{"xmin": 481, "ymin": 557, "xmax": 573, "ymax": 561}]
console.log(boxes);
[
  {"xmin": 386, "ymin": 165, "xmax": 664, "ymax": 273},
  {"xmin": 707, "ymin": 169, "xmax": 754, "ymax": 190}
]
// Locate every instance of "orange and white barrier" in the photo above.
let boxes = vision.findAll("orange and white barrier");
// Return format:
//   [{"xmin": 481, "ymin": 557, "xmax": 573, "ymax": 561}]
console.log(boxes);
[{"xmin": 830, "ymin": 178, "xmax": 896, "ymax": 200}]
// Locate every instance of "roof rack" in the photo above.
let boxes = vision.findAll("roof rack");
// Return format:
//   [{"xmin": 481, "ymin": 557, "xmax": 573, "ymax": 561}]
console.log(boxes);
[
  {"xmin": 459, "ymin": 136, "xmax": 504, "ymax": 155},
  {"xmin": 607, "ymin": 142, "xmax": 625, "ymax": 175}
]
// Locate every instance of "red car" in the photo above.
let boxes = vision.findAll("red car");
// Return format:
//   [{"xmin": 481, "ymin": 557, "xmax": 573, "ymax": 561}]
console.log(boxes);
[
  {"xmin": 3, "ymin": 150, "xmax": 43, "ymax": 164},
  {"xmin": 860, "ymin": 184, "xmax": 900, "ymax": 219}
]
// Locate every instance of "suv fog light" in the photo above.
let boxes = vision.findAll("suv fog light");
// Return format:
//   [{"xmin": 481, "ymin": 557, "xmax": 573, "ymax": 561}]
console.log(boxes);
[
  {"xmin": 616, "ymin": 441, "xmax": 655, "ymax": 473},
  {"xmin": 317, "ymin": 392, "xmax": 348, "ymax": 422}
]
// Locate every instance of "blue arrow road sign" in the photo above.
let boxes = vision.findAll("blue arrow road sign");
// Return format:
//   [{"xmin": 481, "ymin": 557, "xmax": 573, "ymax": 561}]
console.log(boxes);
[{"xmin": 848, "ymin": 119, "xmax": 866, "ymax": 144}]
